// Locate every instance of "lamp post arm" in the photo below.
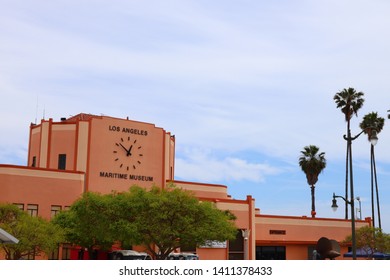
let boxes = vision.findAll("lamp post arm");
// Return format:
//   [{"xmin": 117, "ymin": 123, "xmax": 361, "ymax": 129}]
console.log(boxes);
[
  {"xmin": 333, "ymin": 193, "xmax": 351, "ymax": 205},
  {"xmin": 343, "ymin": 129, "xmax": 365, "ymax": 141}
]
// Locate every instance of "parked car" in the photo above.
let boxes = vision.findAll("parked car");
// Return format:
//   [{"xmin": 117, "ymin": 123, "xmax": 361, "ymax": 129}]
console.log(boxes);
[
  {"xmin": 167, "ymin": 252, "xmax": 199, "ymax": 260},
  {"xmin": 111, "ymin": 250, "xmax": 152, "ymax": 260}
]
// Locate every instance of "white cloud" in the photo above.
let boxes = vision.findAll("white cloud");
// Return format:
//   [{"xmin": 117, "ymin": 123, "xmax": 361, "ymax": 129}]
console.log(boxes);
[
  {"xmin": 175, "ymin": 148, "xmax": 281, "ymax": 183},
  {"xmin": 1, "ymin": 0, "xmax": 390, "ymax": 231}
]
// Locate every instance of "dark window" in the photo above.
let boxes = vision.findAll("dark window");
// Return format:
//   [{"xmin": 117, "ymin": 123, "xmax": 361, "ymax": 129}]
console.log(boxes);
[
  {"xmin": 256, "ymin": 246, "xmax": 286, "ymax": 260},
  {"xmin": 180, "ymin": 243, "xmax": 196, "ymax": 253},
  {"xmin": 269, "ymin": 230, "xmax": 286, "ymax": 235},
  {"xmin": 58, "ymin": 154, "xmax": 66, "ymax": 170},
  {"xmin": 32, "ymin": 156, "xmax": 36, "ymax": 167},
  {"xmin": 229, "ymin": 230, "xmax": 244, "ymax": 260}
]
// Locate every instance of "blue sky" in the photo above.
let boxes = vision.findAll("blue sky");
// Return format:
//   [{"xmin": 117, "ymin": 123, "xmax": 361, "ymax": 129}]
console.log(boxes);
[{"xmin": 1, "ymin": 0, "xmax": 390, "ymax": 232}]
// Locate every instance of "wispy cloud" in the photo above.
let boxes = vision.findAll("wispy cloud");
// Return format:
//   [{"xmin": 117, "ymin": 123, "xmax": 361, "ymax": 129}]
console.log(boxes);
[
  {"xmin": 1, "ymin": 0, "xmax": 390, "ymax": 230},
  {"xmin": 175, "ymin": 148, "xmax": 281, "ymax": 183}
]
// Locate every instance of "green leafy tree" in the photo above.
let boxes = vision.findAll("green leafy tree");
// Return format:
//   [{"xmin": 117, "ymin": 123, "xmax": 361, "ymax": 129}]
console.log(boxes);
[
  {"xmin": 333, "ymin": 87, "xmax": 365, "ymax": 219},
  {"xmin": 113, "ymin": 184, "xmax": 237, "ymax": 259},
  {"xmin": 299, "ymin": 145, "xmax": 326, "ymax": 218},
  {"xmin": 52, "ymin": 192, "xmax": 115, "ymax": 259},
  {"xmin": 344, "ymin": 226, "xmax": 390, "ymax": 259},
  {"xmin": 359, "ymin": 112, "xmax": 385, "ymax": 229},
  {"xmin": 54, "ymin": 184, "xmax": 237, "ymax": 260},
  {"xmin": 0, "ymin": 204, "xmax": 64, "ymax": 260}
]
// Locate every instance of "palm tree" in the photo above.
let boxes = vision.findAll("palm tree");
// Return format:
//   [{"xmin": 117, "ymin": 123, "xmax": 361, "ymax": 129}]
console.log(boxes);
[
  {"xmin": 359, "ymin": 112, "xmax": 385, "ymax": 230},
  {"xmin": 333, "ymin": 87, "xmax": 365, "ymax": 219},
  {"xmin": 299, "ymin": 145, "xmax": 327, "ymax": 218}
]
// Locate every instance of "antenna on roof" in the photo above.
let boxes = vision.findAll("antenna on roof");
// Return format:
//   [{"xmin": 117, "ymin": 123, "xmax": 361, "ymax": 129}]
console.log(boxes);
[
  {"xmin": 43, "ymin": 104, "xmax": 46, "ymax": 120},
  {"xmin": 35, "ymin": 95, "xmax": 39, "ymax": 124}
]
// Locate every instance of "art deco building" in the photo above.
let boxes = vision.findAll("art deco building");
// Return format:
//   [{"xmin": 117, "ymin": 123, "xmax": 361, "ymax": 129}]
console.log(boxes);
[{"xmin": 0, "ymin": 113, "xmax": 371, "ymax": 259}]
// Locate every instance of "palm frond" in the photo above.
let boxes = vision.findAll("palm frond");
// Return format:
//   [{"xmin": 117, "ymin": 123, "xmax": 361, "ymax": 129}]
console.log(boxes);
[{"xmin": 333, "ymin": 87, "xmax": 365, "ymax": 122}]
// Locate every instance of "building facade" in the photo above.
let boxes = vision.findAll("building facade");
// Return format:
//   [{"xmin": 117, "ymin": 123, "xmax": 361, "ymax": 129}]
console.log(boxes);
[{"xmin": 0, "ymin": 114, "xmax": 371, "ymax": 259}]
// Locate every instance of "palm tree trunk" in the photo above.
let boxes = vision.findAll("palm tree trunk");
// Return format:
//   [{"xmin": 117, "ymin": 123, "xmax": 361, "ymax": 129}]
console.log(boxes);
[{"xmin": 311, "ymin": 185, "xmax": 316, "ymax": 218}]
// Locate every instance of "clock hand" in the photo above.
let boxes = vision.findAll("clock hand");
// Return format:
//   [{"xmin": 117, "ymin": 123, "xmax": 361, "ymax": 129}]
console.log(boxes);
[
  {"xmin": 119, "ymin": 143, "xmax": 130, "ymax": 154},
  {"xmin": 127, "ymin": 145, "xmax": 133, "ymax": 156}
]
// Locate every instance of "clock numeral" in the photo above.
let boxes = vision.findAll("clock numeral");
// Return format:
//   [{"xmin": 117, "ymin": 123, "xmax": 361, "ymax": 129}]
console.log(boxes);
[
  {"xmin": 120, "ymin": 164, "xmax": 123, "ymax": 168},
  {"xmin": 133, "ymin": 165, "xmax": 136, "ymax": 169},
  {"xmin": 137, "ymin": 161, "xmax": 141, "ymax": 164},
  {"xmin": 115, "ymin": 158, "xmax": 119, "ymax": 161},
  {"xmin": 113, "ymin": 151, "xmax": 117, "ymax": 153},
  {"xmin": 121, "ymin": 138, "xmax": 124, "ymax": 142},
  {"xmin": 128, "ymin": 136, "xmax": 130, "ymax": 141},
  {"xmin": 139, "ymin": 154, "xmax": 143, "ymax": 157}
]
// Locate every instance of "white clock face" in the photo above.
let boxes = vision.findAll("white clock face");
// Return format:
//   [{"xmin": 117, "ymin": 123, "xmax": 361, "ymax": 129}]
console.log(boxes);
[{"xmin": 113, "ymin": 136, "xmax": 143, "ymax": 170}]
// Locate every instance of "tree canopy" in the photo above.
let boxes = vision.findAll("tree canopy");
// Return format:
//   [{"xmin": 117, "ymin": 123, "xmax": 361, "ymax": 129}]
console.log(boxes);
[
  {"xmin": 0, "ymin": 204, "xmax": 64, "ymax": 260},
  {"xmin": 52, "ymin": 192, "xmax": 115, "ymax": 259},
  {"xmin": 299, "ymin": 145, "xmax": 326, "ymax": 187},
  {"xmin": 333, "ymin": 87, "xmax": 365, "ymax": 123},
  {"xmin": 344, "ymin": 226, "xmax": 390, "ymax": 259},
  {"xmin": 359, "ymin": 112, "xmax": 385, "ymax": 142},
  {"xmin": 53, "ymin": 183, "xmax": 237, "ymax": 259}
]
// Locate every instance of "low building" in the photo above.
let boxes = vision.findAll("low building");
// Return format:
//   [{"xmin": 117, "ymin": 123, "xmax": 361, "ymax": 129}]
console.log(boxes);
[{"xmin": 0, "ymin": 113, "xmax": 370, "ymax": 259}]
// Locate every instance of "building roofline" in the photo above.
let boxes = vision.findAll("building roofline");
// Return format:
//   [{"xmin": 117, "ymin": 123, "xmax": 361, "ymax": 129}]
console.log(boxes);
[
  {"xmin": 256, "ymin": 213, "xmax": 372, "ymax": 224},
  {"xmin": 172, "ymin": 179, "xmax": 228, "ymax": 189},
  {"xmin": 0, "ymin": 164, "xmax": 85, "ymax": 175}
]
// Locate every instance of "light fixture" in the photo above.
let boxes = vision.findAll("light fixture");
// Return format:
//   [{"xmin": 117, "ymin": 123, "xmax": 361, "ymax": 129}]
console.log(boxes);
[
  {"xmin": 331, "ymin": 193, "xmax": 338, "ymax": 212},
  {"xmin": 369, "ymin": 130, "xmax": 378, "ymax": 146}
]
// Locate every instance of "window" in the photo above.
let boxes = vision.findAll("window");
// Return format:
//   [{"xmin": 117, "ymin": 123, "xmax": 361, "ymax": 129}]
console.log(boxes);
[
  {"xmin": 27, "ymin": 204, "xmax": 38, "ymax": 217},
  {"xmin": 256, "ymin": 246, "xmax": 286, "ymax": 260},
  {"xmin": 58, "ymin": 154, "xmax": 67, "ymax": 170},
  {"xmin": 269, "ymin": 230, "xmax": 286, "ymax": 235},
  {"xmin": 180, "ymin": 243, "xmax": 196, "ymax": 253},
  {"xmin": 51, "ymin": 205, "xmax": 62, "ymax": 218},
  {"xmin": 229, "ymin": 230, "xmax": 244, "ymax": 260},
  {"xmin": 32, "ymin": 156, "xmax": 36, "ymax": 167},
  {"xmin": 13, "ymin": 203, "xmax": 24, "ymax": 211}
]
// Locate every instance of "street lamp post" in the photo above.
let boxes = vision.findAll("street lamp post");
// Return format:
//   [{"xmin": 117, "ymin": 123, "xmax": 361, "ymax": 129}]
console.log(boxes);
[
  {"xmin": 340, "ymin": 128, "xmax": 365, "ymax": 259},
  {"xmin": 335, "ymin": 127, "xmax": 378, "ymax": 260},
  {"xmin": 369, "ymin": 130, "xmax": 381, "ymax": 230},
  {"xmin": 332, "ymin": 192, "xmax": 357, "ymax": 259}
]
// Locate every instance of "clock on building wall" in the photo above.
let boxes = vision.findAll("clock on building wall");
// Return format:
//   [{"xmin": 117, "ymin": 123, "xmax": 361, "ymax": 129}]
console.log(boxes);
[{"xmin": 113, "ymin": 136, "xmax": 143, "ymax": 170}]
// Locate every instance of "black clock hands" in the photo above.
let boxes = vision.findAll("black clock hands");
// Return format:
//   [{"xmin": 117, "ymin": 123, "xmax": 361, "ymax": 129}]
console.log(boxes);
[
  {"xmin": 114, "ymin": 137, "xmax": 142, "ymax": 170},
  {"xmin": 118, "ymin": 143, "xmax": 132, "ymax": 156},
  {"xmin": 127, "ymin": 145, "xmax": 133, "ymax": 157}
]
